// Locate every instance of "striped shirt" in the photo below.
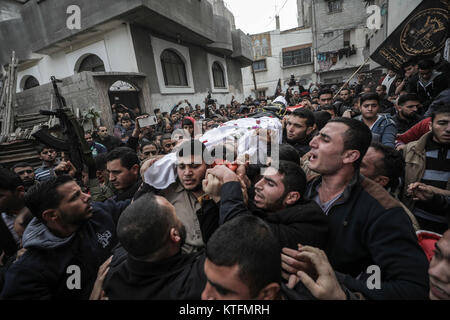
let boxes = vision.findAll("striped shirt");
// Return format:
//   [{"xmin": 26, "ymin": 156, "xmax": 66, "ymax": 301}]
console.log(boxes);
[
  {"xmin": 34, "ymin": 162, "xmax": 57, "ymax": 182},
  {"xmin": 414, "ymin": 137, "xmax": 450, "ymax": 224}
]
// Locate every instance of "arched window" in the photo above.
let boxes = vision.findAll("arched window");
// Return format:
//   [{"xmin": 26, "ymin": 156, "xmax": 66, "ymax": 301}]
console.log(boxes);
[
  {"xmin": 212, "ymin": 62, "xmax": 225, "ymax": 88},
  {"xmin": 160, "ymin": 49, "xmax": 188, "ymax": 86},
  {"xmin": 23, "ymin": 76, "xmax": 39, "ymax": 90},
  {"xmin": 77, "ymin": 54, "xmax": 105, "ymax": 72}
]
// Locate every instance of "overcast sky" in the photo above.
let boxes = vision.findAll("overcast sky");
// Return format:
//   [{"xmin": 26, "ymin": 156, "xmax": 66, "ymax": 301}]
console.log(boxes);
[{"xmin": 224, "ymin": 0, "xmax": 299, "ymax": 35}]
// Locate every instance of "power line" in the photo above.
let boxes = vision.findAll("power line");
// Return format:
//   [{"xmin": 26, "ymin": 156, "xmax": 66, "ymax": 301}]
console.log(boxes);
[{"xmin": 265, "ymin": 0, "xmax": 290, "ymax": 27}]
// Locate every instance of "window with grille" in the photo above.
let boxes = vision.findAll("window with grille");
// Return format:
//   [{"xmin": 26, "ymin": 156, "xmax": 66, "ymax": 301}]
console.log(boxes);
[
  {"xmin": 78, "ymin": 54, "xmax": 105, "ymax": 72},
  {"xmin": 253, "ymin": 59, "xmax": 267, "ymax": 71},
  {"xmin": 344, "ymin": 30, "xmax": 351, "ymax": 47},
  {"xmin": 23, "ymin": 76, "xmax": 39, "ymax": 90},
  {"xmin": 282, "ymin": 48, "xmax": 311, "ymax": 67},
  {"xmin": 160, "ymin": 49, "xmax": 188, "ymax": 86},
  {"xmin": 327, "ymin": 0, "xmax": 343, "ymax": 13},
  {"xmin": 212, "ymin": 62, "xmax": 226, "ymax": 88},
  {"xmin": 256, "ymin": 89, "xmax": 266, "ymax": 98}
]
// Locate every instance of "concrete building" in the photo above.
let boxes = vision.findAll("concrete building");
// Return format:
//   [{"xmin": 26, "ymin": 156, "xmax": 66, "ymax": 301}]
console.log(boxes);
[
  {"xmin": 368, "ymin": 0, "xmax": 422, "ymax": 70},
  {"xmin": 0, "ymin": 0, "xmax": 252, "ymax": 131},
  {"xmin": 242, "ymin": 15, "xmax": 315, "ymax": 100},
  {"xmin": 304, "ymin": 0, "xmax": 372, "ymax": 85}
]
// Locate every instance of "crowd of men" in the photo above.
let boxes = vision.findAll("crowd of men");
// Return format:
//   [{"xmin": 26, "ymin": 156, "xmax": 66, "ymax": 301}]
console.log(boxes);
[{"xmin": 0, "ymin": 56, "xmax": 449, "ymax": 300}]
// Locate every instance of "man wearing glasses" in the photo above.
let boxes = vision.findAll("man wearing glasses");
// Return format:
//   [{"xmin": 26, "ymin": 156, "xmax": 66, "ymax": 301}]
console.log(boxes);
[{"xmin": 34, "ymin": 146, "xmax": 59, "ymax": 182}]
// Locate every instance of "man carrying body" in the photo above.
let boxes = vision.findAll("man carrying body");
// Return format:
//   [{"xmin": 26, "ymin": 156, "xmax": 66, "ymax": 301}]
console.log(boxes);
[
  {"xmin": 286, "ymin": 117, "xmax": 429, "ymax": 299},
  {"xmin": 206, "ymin": 160, "xmax": 329, "ymax": 250},
  {"xmin": 285, "ymin": 109, "xmax": 316, "ymax": 157}
]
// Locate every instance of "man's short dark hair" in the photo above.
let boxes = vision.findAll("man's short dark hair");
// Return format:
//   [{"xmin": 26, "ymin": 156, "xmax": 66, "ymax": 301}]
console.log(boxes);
[
  {"xmin": 418, "ymin": 59, "xmax": 434, "ymax": 70},
  {"xmin": 360, "ymin": 93, "xmax": 380, "ymax": 106},
  {"xmin": 95, "ymin": 153, "xmax": 108, "ymax": 171},
  {"xmin": 11, "ymin": 162, "xmax": 33, "ymax": 171},
  {"xmin": 278, "ymin": 144, "xmax": 300, "ymax": 165},
  {"xmin": 205, "ymin": 215, "xmax": 281, "ymax": 298},
  {"xmin": 328, "ymin": 117, "xmax": 372, "ymax": 169},
  {"xmin": 0, "ymin": 168, "xmax": 23, "ymax": 191},
  {"xmin": 402, "ymin": 58, "xmax": 418, "ymax": 70},
  {"xmin": 321, "ymin": 104, "xmax": 337, "ymax": 114},
  {"xmin": 292, "ymin": 108, "xmax": 315, "ymax": 128},
  {"xmin": 397, "ymin": 93, "xmax": 420, "ymax": 106},
  {"xmin": 340, "ymin": 88, "xmax": 350, "ymax": 94},
  {"xmin": 139, "ymin": 141, "xmax": 158, "ymax": 153},
  {"xmin": 37, "ymin": 145, "xmax": 53, "ymax": 154},
  {"xmin": 117, "ymin": 193, "xmax": 175, "ymax": 258},
  {"xmin": 24, "ymin": 175, "xmax": 74, "ymax": 221},
  {"xmin": 182, "ymin": 118, "xmax": 194, "ymax": 126},
  {"xmin": 106, "ymin": 147, "xmax": 139, "ymax": 170},
  {"xmin": 276, "ymin": 160, "xmax": 307, "ymax": 200},
  {"xmin": 160, "ymin": 133, "xmax": 172, "ymax": 144},
  {"xmin": 431, "ymin": 104, "xmax": 450, "ymax": 122},
  {"xmin": 369, "ymin": 142, "xmax": 405, "ymax": 191},
  {"xmin": 314, "ymin": 111, "xmax": 332, "ymax": 131},
  {"xmin": 318, "ymin": 89, "xmax": 333, "ymax": 99}
]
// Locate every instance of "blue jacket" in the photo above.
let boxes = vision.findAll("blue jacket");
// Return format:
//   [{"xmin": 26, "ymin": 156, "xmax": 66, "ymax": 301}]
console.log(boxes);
[
  {"xmin": 357, "ymin": 114, "xmax": 397, "ymax": 148},
  {"xmin": 0, "ymin": 199, "xmax": 130, "ymax": 300}
]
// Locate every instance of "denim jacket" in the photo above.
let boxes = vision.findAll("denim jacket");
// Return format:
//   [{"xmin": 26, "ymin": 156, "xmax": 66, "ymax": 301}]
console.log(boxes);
[{"xmin": 357, "ymin": 114, "xmax": 397, "ymax": 148}]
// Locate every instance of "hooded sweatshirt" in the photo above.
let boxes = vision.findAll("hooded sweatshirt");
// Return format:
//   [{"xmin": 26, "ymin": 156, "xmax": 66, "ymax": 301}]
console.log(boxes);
[{"xmin": 0, "ymin": 199, "xmax": 130, "ymax": 300}]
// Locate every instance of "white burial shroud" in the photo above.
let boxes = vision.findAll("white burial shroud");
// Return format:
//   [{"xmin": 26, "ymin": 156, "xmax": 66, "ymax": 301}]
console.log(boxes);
[{"xmin": 144, "ymin": 116, "xmax": 283, "ymax": 189}]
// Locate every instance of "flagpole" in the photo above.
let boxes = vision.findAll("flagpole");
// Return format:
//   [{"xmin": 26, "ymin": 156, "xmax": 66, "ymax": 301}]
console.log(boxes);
[{"xmin": 334, "ymin": 56, "xmax": 371, "ymax": 99}]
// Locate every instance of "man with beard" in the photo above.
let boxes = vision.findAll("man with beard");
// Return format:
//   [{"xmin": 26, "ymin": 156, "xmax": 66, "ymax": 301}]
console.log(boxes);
[
  {"xmin": 0, "ymin": 175, "xmax": 130, "ymax": 299},
  {"xmin": 106, "ymin": 147, "xmax": 141, "ymax": 201},
  {"xmin": 149, "ymin": 139, "xmax": 219, "ymax": 254},
  {"xmin": 335, "ymin": 88, "xmax": 353, "ymax": 116},
  {"xmin": 95, "ymin": 126, "xmax": 124, "ymax": 152},
  {"xmin": 101, "ymin": 192, "xmax": 206, "ymax": 299},
  {"xmin": 285, "ymin": 109, "xmax": 316, "ymax": 157},
  {"xmin": 402, "ymin": 104, "xmax": 450, "ymax": 234},
  {"xmin": 11, "ymin": 162, "xmax": 36, "ymax": 191},
  {"xmin": 206, "ymin": 160, "xmax": 329, "ymax": 250},
  {"xmin": 392, "ymin": 93, "xmax": 423, "ymax": 134},
  {"xmin": 287, "ymin": 117, "xmax": 429, "ymax": 299}
]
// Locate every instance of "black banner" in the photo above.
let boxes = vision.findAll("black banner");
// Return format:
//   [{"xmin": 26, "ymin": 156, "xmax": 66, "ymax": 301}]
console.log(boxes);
[{"xmin": 371, "ymin": 0, "xmax": 449, "ymax": 72}]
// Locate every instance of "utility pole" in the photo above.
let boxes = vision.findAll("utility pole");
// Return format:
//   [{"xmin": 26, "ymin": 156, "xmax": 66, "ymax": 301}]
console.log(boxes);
[
  {"xmin": 251, "ymin": 62, "xmax": 258, "ymax": 96},
  {"xmin": 311, "ymin": 0, "xmax": 320, "ymax": 83},
  {"xmin": 0, "ymin": 51, "xmax": 18, "ymax": 137}
]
